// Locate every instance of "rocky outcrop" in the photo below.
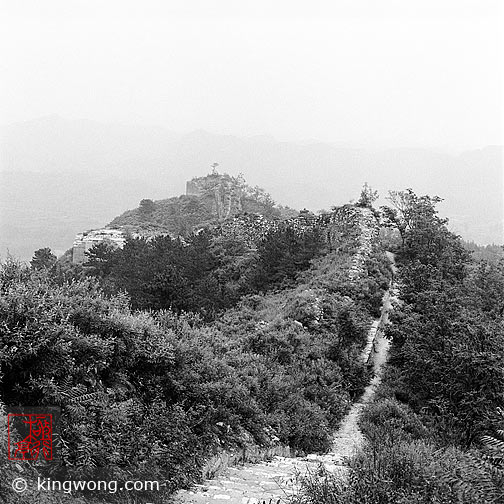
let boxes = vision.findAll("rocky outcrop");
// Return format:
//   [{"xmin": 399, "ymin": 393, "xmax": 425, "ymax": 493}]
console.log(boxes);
[{"xmin": 186, "ymin": 172, "xmax": 244, "ymax": 220}]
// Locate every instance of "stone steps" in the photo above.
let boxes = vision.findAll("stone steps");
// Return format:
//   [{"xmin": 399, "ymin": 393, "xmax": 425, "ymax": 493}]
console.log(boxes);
[{"xmin": 174, "ymin": 452, "xmax": 348, "ymax": 503}]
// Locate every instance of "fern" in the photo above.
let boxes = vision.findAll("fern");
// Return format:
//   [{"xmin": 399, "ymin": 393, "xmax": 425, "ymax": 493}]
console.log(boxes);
[
  {"xmin": 67, "ymin": 391, "xmax": 107, "ymax": 404},
  {"xmin": 440, "ymin": 410, "xmax": 504, "ymax": 503}
]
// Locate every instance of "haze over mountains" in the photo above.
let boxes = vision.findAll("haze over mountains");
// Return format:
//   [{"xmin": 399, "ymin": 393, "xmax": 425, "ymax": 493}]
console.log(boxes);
[{"xmin": 1, "ymin": 116, "xmax": 502, "ymax": 261}]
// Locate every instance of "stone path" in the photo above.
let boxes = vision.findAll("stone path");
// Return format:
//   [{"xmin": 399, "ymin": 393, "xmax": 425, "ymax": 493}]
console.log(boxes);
[{"xmin": 174, "ymin": 258, "xmax": 397, "ymax": 504}]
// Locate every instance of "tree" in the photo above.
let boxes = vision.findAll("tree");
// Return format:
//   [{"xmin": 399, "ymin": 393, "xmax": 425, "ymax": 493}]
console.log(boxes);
[
  {"xmin": 381, "ymin": 189, "xmax": 469, "ymax": 277},
  {"xmin": 84, "ymin": 241, "xmax": 119, "ymax": 278},
  {"xmin": 381, "ymin": 189, "xmax": 423, "ymax": 245},
  {"xmin": 253, "ymin": 226, "xmax": 325, "ymax": 290},
  {"xmin": 468, "ymin": 258, "xmax": 504, "ymax": 317},
  {"xmin": 30, "ymin": 247, "xmax": 56, "ymax": 270},
  {"xmin": 357, "ymin": 182, "xmax": 379, "ymax": 208},
  {"xmin": 382, "ymin": 191, "xmax": 504, "ymax": 446},
  {"xmin": 139, "ymin": 198, "xmax": 156, "ymax": 218}
]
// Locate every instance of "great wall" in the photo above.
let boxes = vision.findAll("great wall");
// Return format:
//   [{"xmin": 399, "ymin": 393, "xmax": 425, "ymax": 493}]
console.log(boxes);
[
  {"xmin": 68, "ymin": 175, "xmax": 392, "ymax": 504},
  {"xmin": 172, "ymin": 289, "xmax": 394, "ymax": 504},
  {"xmin": 172, "ymin": 211, "xmax": 397, "ymax": 504},
  {"xmin": 71, "ymin": 172, "xmax": 378, "ymax": 264},
  {"xmin": 69, "ymin": 173, "xmax": 395, "ymax": 504}
]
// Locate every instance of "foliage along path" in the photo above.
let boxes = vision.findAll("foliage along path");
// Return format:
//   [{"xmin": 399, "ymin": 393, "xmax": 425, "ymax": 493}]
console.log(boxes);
[{"xmin": 174, "ymin": 253, "xmax": 397, "ymax": 504}]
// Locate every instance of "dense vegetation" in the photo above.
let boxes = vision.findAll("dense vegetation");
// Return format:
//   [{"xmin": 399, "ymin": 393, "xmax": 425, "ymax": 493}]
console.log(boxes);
[
  {"xmin": 1, "ymin": 200, "xmax": 390, "ymax": 503},
  {"xmin": 11, "ymin": 183, "xmax": 501, "ymax": 503},
  {"xmin": 292, "ymin": 190, "xmax": 504, "ymax": 503},
  {"xmin": 80, "ymin": 224, "xmax": 328, "ymax": 318},
  {"xmin": 463, "ymin": 240, "xmax": 504, "ymax": 263}
]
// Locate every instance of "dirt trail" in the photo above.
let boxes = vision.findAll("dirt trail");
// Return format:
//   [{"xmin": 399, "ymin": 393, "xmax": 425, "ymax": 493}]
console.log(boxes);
[{"xmin": 174, "ymin": 254, "xmax": 397, "ymax": 504}]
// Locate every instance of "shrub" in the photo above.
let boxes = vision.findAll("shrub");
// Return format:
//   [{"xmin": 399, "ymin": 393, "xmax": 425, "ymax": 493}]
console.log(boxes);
[{"xmin": 359, "ymin": 398, "xmax": 430, "ymax": 442}]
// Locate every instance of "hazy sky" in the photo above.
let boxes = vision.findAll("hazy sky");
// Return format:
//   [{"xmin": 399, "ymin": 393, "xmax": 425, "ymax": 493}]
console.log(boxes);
[{"xmin": 1, "ymin": 0, "xmax": 502, "ymax": 149}]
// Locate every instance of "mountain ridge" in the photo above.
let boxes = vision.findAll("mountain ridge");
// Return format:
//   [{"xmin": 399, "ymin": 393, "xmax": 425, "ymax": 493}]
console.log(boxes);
[{"xmin": 1, "ymin": 117, "xmax": 502, "ymax": 260}]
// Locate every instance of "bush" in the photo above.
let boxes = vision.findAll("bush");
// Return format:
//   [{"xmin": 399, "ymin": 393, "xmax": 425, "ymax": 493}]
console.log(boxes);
[
  {"xmin": 1, "ymin": 202, "xmax": 388, "ymax": 499},
  {"xmin": 359, "ymin": 398, "xmax": 430, "ymax": 442},
  {"xmin": 291, "ymin": 396, "xmax": 496, "ymax": 504}
]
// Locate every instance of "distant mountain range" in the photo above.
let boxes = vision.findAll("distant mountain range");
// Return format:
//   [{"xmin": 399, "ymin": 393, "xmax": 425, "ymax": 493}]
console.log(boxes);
[{"xmin": 1, "ymin": 116, "xmax": 502, "ymax": 261}]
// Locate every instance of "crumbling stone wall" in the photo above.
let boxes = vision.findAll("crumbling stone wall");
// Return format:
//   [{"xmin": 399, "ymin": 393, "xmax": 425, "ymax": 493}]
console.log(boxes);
[
  {"xmin": 72, "ymin": 229, "xmax": 126, "ymax": 264},
  {"xmin": 215, "ymin": 204, "xmax": 379, "ymax": 261}
]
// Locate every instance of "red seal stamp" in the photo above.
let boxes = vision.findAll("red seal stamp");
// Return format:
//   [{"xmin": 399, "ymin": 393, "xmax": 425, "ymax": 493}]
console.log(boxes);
[{"xmin": 8, "ymin": 409, "xmax": 57, "ymax": 461}]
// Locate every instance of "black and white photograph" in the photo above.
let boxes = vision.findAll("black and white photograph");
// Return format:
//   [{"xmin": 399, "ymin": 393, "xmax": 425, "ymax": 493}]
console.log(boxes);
[{"xmin": 0, "ymin": 1, "xmax": 503, "ymax": 503}]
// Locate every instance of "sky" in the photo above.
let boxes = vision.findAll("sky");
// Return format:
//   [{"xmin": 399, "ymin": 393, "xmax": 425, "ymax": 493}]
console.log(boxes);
[{"xmin": 1, "ymin": 0, "xmax": 503, "ymax": 149}]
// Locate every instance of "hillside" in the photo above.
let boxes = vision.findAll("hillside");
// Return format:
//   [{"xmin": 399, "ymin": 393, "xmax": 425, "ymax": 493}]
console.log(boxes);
[
  {"xmin": 2, "ymin": 187, "xmax": 503, "ymax": 503},
  {"xmin": 1, "ymin": 198, "xmax": 390, "ymax": 503},
  {"xmin": 108, "ymin": 171, "xmax": 296, "ymax": 237},
  {"xmin": 287, "ymin": 192, "xmax": 504, "ymax": 504}
]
